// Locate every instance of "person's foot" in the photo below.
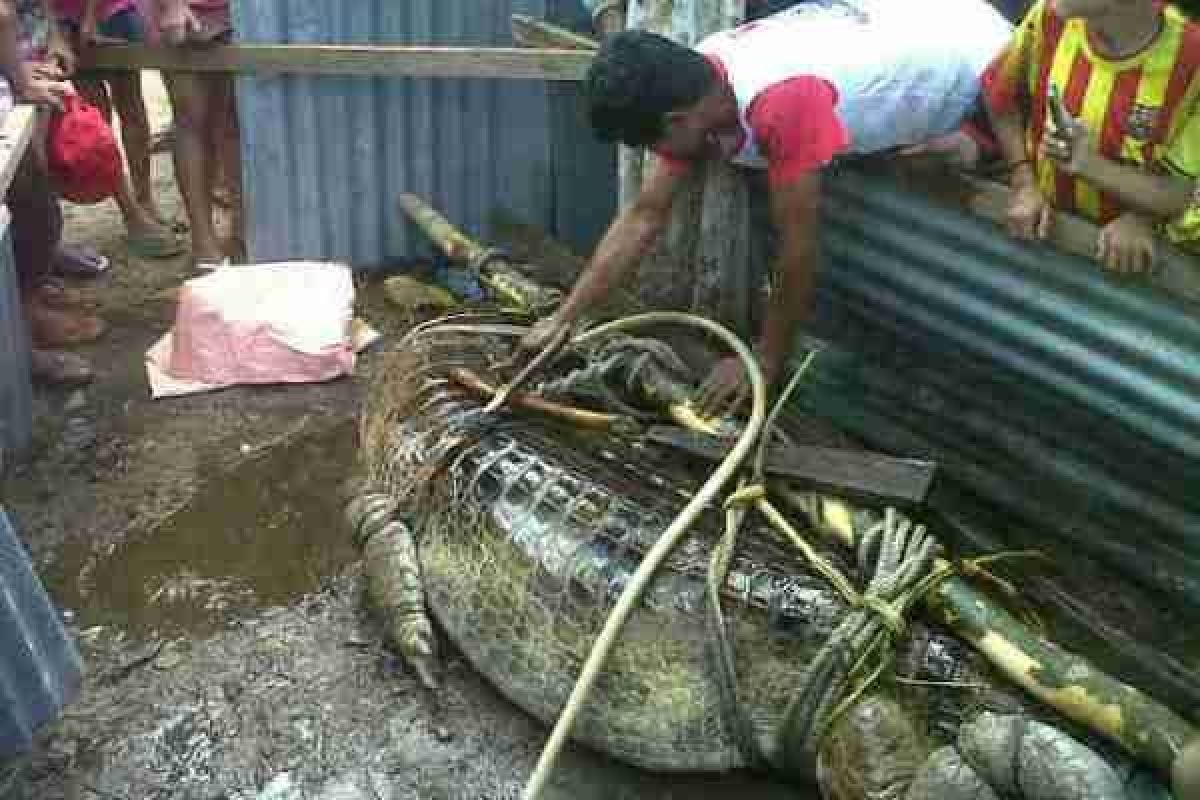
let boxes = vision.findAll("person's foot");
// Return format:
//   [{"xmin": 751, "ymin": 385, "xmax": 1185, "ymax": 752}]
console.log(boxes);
[
  {"xmin": 190, "ymin": 232, "xmax": 230, "ymax": 271},
  {"xmin": 30, "ymin": 348, "xmax": 93, "ymax": 387},
  {"xmin": 26, "ymin": 300, "xmax": 107, "ymax": 348},
  {"xmin": 221, "ymin": 234, "xmax": 246, "ymax": 263},
  {"xmin": 33, "ymin": 278, "xmax": 100, "ymax": 311}
]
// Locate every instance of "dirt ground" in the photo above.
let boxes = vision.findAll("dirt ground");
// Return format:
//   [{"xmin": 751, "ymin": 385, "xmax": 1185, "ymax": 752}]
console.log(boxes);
[{"xmin": 0, "ymin": 75, "xmax": 799, "ymax": 799}]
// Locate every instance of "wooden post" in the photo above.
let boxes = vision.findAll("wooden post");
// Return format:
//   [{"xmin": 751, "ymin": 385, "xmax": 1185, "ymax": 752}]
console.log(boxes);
[{"xmin": 613, "ymin": 1, "xmax": 758, "ymax": 339}]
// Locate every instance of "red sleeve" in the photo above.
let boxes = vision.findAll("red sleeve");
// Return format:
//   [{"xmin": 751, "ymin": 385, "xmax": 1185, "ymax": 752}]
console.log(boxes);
[
  {"xmin": 746, "ymin": 76, "xmax": 849, "ymax": 186},
  {"xmin": 981, "ymin": 1, "xmax": 1051, "ymax": 116}
]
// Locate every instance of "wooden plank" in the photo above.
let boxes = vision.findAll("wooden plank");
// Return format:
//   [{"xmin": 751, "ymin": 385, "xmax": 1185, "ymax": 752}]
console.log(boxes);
[
  {"xmin": 960, "ymin": 175, "xmax": 1200, "ymax": 309},
  {"xmin": 510, "ymin": 15, "xmax": 598, "ymax": 51},
  {"xmin": 646, "ymin": 425, "xmax": 938, "ymax": 506},
  {"xmin": 83, "ymin": 44, "xmax": 594, "ymax": 80},
  {"xmin": 0, "ymin": 106, "xmax": 36, "ymax": 198}
]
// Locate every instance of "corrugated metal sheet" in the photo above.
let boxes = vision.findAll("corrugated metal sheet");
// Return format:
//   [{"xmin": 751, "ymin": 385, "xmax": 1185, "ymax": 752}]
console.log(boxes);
[
  {"xmin": 801, "ymin": 167, "xmax": 1200, "ymax": 609},
  {"xmin": 234, "ymin": 0, "xmax": 614, "ymax": 268},
  {"xmin": 0, "ymin": 505, "xmax": 84, "ymax": 757},
  {"xmin": 0, "ymin": 208, "xmax": 33, "ymax": 468}
]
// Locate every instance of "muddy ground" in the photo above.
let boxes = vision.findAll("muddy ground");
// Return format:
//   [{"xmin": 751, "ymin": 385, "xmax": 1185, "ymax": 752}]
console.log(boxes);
[{"xmin": 1, "ymin": 76, "xmax": 799, "ymax": 799}]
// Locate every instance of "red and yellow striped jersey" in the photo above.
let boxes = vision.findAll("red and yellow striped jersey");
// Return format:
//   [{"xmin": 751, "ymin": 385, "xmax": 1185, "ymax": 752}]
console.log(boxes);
[{"xmin": 985, "ymin": 1, "xmax": 1200, "ymax": 247}]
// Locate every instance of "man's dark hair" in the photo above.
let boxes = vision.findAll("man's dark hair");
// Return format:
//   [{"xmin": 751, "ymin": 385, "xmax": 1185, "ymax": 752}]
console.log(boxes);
[{"xmin": 586, "ymin": 31, "xmax": 716, "ymax": 147}]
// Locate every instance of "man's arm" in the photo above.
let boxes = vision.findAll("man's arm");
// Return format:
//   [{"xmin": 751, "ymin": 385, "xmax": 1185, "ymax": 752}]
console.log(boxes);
[
  {"xmin": 1068, "ymin": 149, "xmax": 1193, "ymax": 219},
  {"xmin": 692, "ymin": 169, "xmax": 820, "ymax": 417},
  {"xmin": 756, "ymin": 170, "xmax": 820, "ymax": 386},
  {"xmin": 555, "ymin": 159, "xmax": 683, "ymax": 324},
  {"xmin": 983, "ymin": 57, "xmax": 1057, "ymax": 239}
]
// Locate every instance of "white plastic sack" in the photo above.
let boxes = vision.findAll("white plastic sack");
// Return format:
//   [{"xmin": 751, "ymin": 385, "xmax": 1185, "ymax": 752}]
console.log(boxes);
[{"xmin": 146, "ymin": 262, "xmax": 366, "ymax": 398}]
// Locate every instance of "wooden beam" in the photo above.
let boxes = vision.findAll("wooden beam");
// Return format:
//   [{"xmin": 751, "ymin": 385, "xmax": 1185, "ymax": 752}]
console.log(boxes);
[
  {"xmin": 960, "ymin": 175, "xmax": 1200, "ymax": 308},
  {"xmin": 0, "ymin": 106, "xmax": 35, "ymax": 198},
  {"xmin": 646, "ymin": 425, "xmax": 938, "ymax": 506},
  {"xmin": 83, "ymin": 44, "xmax": 593, "ymax": 80},
  {"xmin": 510, "ymin": 14, "xmax": 598, "ymax": 51}
]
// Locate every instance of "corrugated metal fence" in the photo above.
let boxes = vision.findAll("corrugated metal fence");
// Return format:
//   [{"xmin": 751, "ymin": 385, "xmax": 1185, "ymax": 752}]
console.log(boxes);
[
  {"xmin": 0, "ymin": 505, "xmax": 83, "ymax": 759},
  {"xmin": 804, "ymin": 166, "xmax": 1200, "ymax": 611},
  {"xmin": 234, "ymin": 0, "xmax": 614, "ymax": 268},
  {"xmin": 0, "ymin": 208, "xmax": 32, "ymax": 467}
]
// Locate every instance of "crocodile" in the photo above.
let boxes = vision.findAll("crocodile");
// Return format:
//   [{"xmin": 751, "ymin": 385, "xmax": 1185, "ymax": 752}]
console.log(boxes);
[{"xmin": 354, "ymin": 313, "xmax": 1198, "ymax": 800}]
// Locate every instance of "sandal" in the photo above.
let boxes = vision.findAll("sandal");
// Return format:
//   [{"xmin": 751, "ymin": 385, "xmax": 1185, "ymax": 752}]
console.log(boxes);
[
  {"xmin": 34, "ymin": 278, "xmax": 100, "ymax": 311},
  {"xmin": 30, "ymin": 349, "xmax": 93, "ymax": 387},
  {"xmin": 28, "ymin": 303, "xmax": 108, "ymax": 348},
  {"xmin": 52, "ymin": 244, "xmax": 110, "ymax": 278},
  {"xmin": 126, "ymin": 228, "xmax": 186, "ymax": 259}
]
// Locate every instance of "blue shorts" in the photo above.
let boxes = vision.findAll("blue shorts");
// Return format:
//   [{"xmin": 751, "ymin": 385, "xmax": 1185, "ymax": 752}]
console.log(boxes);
[{"xmin": 61, "ymin": 8, "xmax": 145, "ymax": 43}]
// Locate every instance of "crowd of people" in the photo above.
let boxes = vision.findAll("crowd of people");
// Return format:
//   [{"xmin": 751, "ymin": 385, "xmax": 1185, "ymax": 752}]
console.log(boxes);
[{"xmin": 1, "ymin": 0, "xmax": 239, "ymax": 387}]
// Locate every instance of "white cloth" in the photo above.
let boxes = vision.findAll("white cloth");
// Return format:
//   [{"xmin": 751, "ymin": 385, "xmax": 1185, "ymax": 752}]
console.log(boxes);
[
  {"xmin": 145, "ymin": 262, "xmax": 364, "ymax": 398},
  {"xmin": 696, "ymin": 0, "xmax": 1013, "ymax": 165}
]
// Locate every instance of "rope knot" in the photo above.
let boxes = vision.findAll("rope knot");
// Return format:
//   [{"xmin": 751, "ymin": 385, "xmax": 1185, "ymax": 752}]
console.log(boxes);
[
  {"xmin": 725, "ymin": 484, "xmax": 767, "ymax": 510},
  {"xmin": 857, "ymin": 593, "xmax": 907, "ymax": 638}
]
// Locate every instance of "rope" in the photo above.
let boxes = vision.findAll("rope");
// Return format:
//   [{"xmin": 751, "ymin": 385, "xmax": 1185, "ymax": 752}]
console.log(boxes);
[
  {"xmin": 701, "ymin": 351, "xmax": 819, "ymax": 767},
  {"xmin": 522, "ymin": 312, "xmax": 768, "ymax": 800},
  {"xmin": 771, "ymin": 507, "xmax": 939, "ymax": 777},
  {"xmin": 536, "ymin": 335, "xmax": 692, "ymax": 422},
  {"xmin": 704, "ymin": 478, "xmax": 765, "ymax": 767}
]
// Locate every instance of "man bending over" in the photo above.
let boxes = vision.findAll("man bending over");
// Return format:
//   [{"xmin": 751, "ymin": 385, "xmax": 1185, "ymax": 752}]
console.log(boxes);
[{"xmin": 521, "ymin": 0, "xmax": 1013, "ymax": 415}]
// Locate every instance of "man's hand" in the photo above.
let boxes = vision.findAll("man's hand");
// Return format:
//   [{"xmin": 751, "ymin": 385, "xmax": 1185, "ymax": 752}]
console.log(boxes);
[
  {"xmin": 694, "ymin": 356, "xmax": 749, "ymax": 419},
  {"xmin": 45, "ymin": 29, "xmax": 76, "ymax": 76},
  {"xmin": 1041, "ymin": 96, "xmax": 1094, "ymax": 177},
  {"xmin": 693, "ymin": 353, "xmax": 781, "ymax": 420},
  {"xmin": 1007, "ymin": 184, "xmax": 1054, "ymax": 240},
  {"xmin": 1097, "ymin": 212, "xmax": 1157, "ymax": 275},
  {"xmin": 516, "ymin": 314, "xmax": 575, "ymax": 366},
  {"xmin": 16, "ymin": 62, "xmax": 70, "ymax": 110}
]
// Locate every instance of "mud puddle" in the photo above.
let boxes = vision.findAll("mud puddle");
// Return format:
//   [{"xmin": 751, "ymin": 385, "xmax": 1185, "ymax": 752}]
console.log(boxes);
[{"xmin": 48, "ymin": 423, "xmax": 359, "ymax": 638}]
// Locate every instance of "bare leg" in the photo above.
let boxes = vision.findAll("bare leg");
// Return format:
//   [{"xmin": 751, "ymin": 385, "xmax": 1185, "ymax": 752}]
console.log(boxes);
[
  {"xmin": 209, "ymin": 73, "xmax": 243, "ymax": 256},
  {"xmin": 74, "ymin": 75, "xmax": 165, "ymax": 238},
  {"xmin": 107, "ymin": 70, "xmax": 165, "ymax": 224},
  {"xmin": 164, "ymin": 71, "xmax": 223, "ymax": 263}
]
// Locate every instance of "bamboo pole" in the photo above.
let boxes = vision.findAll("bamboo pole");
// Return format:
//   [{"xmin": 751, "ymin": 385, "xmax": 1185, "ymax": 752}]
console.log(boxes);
[
  {"xmin": 397, "ymin": 194, "xmax": 562, "ymax": 314},
  {"xmin": 631, "ymin": 362, "xmax": 1197, "ymax": 782},
  {"xmin": 510, "ymin": 15, "xmax": 599, "ymax": 51},
  {"xmin": 448, "ymin": 367, "xmax": 635, "ymax": 432}
]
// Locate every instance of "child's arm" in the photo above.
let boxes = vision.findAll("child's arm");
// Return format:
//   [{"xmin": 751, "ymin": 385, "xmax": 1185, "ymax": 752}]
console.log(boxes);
[
  {"xmin": 80, "ymin": 0, "xmax": 99, "ymax": 43},
  {"xmin": 0, "ymin": 1, "xmax": 22, "ymax": 85}
]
